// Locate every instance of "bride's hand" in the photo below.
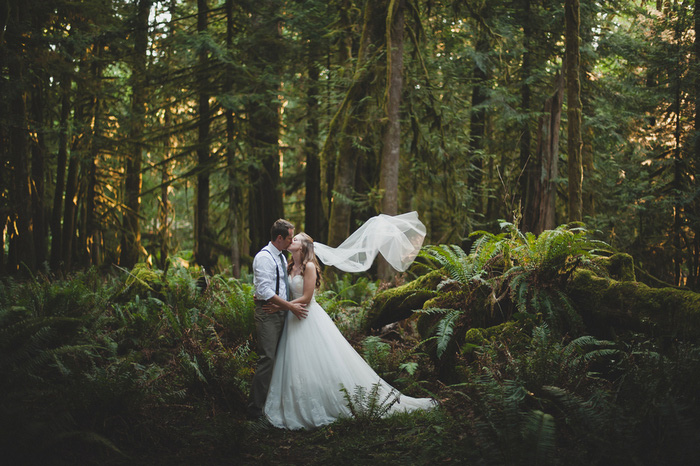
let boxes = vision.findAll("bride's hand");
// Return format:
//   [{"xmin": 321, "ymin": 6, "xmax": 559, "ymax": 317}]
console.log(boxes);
[{"xmin": 289, "ymin": 302, "xmax": 308, "ymax": 320}]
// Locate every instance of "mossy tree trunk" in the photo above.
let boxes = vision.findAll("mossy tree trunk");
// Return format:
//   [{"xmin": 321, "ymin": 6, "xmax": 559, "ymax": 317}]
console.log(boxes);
[{"xmin": 326, "ymin": 0, "xmax": 385, "ymax": 247}]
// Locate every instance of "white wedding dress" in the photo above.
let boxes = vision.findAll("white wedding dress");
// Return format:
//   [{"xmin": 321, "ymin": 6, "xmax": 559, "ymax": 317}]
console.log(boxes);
[{"xmin": 264, "ymin": 274, "xmax": 437, "ymax": 430}]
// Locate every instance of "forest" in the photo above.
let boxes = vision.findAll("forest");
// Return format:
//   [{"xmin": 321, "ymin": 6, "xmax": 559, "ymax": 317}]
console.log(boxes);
[{"xmin": 2, "ymin": 0, "xmax": 700, "ymax": 464}]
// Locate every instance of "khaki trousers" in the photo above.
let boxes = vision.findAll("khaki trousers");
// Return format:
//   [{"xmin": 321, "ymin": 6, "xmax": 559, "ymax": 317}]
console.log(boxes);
[{"xmin": 248, "ymin": 304, "xmax": 286, "ymax": 418}]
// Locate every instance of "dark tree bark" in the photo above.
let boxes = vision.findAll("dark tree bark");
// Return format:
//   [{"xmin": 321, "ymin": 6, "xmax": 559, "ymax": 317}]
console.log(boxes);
[
  {"xmin": 50, "ymin": 75, "xmax": 70, "ymax": 271},
  {"xmin": 120, "ymin": 0, "xmax": 150, "ymax": 268},
  {"xmin": 30, "ymin": 62, "xmax": 47, "ymax": 267},
  {"xmin": 225, "ymin": 0, "xmax": 240, "ymax": 277},
  {"xmin": 6, "ymin": 0, "xmax": 35, "ymax": 273},
  {"xmin": 247, "ymin": 0, "xmax": 284, "ymax": 255},
  {"xmin": 82, "ymin": 43, "xmax": 104, "ymax": 267},
  {"xmin": 194, "ymin": 0, "xmax": 214, "ymax": 271},
  {"xmin": 519, "ymin": 0, "xmax": 535, "ymax": 231},
  {"xmin": 566, "ymin": 0, "xmax": 583, "ymax": 222},
  {"xmin": 693, "ymin": 0, "xmax": 700, "ymax": 288}
]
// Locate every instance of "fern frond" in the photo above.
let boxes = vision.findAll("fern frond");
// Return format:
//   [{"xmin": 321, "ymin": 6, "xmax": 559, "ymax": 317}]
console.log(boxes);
[
  {"xmin": 522, "ymin": 409, "xmax": 557, "ymax": 464},
  {"xmin": 435, "ymin": 310, "xmax": 462, "ymax": 358}
]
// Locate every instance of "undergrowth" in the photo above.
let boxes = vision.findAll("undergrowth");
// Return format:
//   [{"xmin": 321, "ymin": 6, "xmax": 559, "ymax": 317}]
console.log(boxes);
[{"xmin": 1, "ymin": 229, "xmax": 700, "ymax": 465}]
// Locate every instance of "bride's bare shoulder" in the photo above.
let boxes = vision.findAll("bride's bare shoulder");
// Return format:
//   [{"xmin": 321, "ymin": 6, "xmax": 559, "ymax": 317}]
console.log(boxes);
[{"xmin": 303, "ymin": 261, "xmax": 317, "ymax": 274}]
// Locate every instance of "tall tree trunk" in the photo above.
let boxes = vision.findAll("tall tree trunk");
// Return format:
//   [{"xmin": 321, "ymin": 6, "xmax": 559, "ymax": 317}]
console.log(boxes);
[
  {"xmin": 672, "ymin": 3, "xmax": 685, "ymax": 285},
  {"xmin": 30, "ymin": 66, "xmax": 47, "ymax": 267},
  {"xmin": 304, "ymin": 33, "xmax": 324, "ymax": 242},
  {"xmin": 532, "ymin": 73, "xmax": 564, "ymax": 234},
  {"xmin": 379, "ymin": 0, "xmax": 404, "ymax": 217},
  {"xmin": 195, "ymin": 0, "xmax": 214, "ymax": 271},
  {"xmin": 247, "ymin": 0, "xmax": 284, "ymax": 255},
  {"xmin": 326, "ymin": 0, "xmax": 384, "ymax": 247},
  {"xmin": 566, "ymin": 0, "xmax": 583, "ymax": 222},
  {"xmin": 467, "ymin": 32, "xmax": 489, "ymax": 222},
  {"xmin": 120, "ymin": 0, "xmax": 150, "ymax": 268},
  {"xmin": 520, "ymin": 0, "xmax": 536, "ymax": 231},
  {"xmin": 50, "ymin": 75, "xmax": 70, "ymax": 271},
  {"xmin": 83, "ymin": 43, "xmax": 104, "ymax": 267},
  {"xmin": 378, "ymin": 0, "xmax": 404, "ymax": 280},
  {"xmin": 693, "ymin": 0, "xmax": 700, "ymax": 288},
  {"xmin": 6, "ymin": 0, "xmax": 35, "ymax": 273},
  {"xmin": 157, "ymin": 0, "xmax": 178, "ymax": 271},
  {"xmin": 61, "ymin": 136, "xmax": 79, "ymax": 271},
  {"xmin": 225, "ymin": 0, "xmax": 240, "ymax": 277}
]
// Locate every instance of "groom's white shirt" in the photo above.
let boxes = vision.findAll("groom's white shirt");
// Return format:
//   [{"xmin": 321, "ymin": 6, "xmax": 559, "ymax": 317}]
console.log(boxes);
[{"xmin": 253, "ymin": 242, "xmax": 288, "ymax": 302}]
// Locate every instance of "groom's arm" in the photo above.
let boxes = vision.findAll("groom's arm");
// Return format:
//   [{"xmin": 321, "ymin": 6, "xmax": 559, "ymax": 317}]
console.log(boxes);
[
  {"xmin": 252, "ymin": 252, "xmax": 277, "ymax": 302},
  {"xmin": 253, "ymin": 253, "xmax": 307, "ymax": 319},
  {"xmin": 266, "ymin": 294, "xmax": 308, "ymax": 320}
]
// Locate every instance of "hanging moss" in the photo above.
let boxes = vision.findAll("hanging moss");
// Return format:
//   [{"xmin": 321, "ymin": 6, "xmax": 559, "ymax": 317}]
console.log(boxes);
[{"xmin": 567, "ymin": 269, "xmax": 700, "ymax": 340}]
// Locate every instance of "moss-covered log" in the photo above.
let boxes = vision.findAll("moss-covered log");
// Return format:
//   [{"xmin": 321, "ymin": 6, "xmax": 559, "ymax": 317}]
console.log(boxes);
[
  {"xmin": 363, "ymin": 269, "xmax": 444, "ymax": 331},
  {"xmin": 567, "ymin": 269, "xmax": 700, "ymax": 340}
]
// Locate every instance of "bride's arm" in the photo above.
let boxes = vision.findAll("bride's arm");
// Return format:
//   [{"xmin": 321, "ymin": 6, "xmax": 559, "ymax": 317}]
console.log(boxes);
[{"xmin": 291, "ymin": 262, "xmax": 317, "ymax": 305}]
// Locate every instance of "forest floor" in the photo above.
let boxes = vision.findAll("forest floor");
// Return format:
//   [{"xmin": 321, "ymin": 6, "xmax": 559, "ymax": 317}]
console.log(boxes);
[{"xmin": 115, "ymin": 395, "xmax": 477, "ymax": 466}]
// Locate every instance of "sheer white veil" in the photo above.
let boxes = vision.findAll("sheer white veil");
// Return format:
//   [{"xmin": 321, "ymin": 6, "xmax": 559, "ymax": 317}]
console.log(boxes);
[{"xmin": 314, "ymin": 211, "xmax": 426, "ymax": 273}]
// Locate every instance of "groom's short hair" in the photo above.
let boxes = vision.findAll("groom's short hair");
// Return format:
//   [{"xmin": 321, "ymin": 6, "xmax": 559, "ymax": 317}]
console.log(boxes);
[{"xmin": 271, "ymin": 219, "xmax": 294, "ymax": 241}]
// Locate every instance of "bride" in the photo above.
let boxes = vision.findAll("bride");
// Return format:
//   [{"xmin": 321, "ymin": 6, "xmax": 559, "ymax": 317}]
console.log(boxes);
[{"xmin": 264, "ymin": 212, "xmax": 437, "ymax": 430}]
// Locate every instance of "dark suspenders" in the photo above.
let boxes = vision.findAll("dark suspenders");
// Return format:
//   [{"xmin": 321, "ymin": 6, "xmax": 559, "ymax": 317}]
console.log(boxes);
[{"xmin": 265, "ymin": 249, "xmax": 281, "ymax": 296}]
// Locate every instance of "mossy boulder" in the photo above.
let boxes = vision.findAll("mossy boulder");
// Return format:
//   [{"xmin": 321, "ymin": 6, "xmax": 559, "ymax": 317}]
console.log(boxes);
[
  {"xmin": 363, "ymin": 269, "xmax": 444, "ymax": 331},
  {"xmin": 567, "ymin": 269, "xmax": 700, "ymax": 340}
]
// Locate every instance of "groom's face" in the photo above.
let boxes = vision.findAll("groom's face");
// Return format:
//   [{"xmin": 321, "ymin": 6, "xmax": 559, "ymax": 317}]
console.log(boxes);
[{"xmin": 282, "ymin": 228, "xmax": 294, "ymax": 250}]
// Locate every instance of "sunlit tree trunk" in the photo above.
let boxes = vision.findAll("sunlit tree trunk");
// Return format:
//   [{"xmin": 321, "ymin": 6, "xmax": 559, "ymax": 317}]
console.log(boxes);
[
  {"xmin": 82, "ymin": 43, "xmax": 104, "ymax": 267},
  {"xmin": 532, "ymin": 73, "xmax": 564, "ymax": 234},
  {"xmin": 120, "ymin": 0, "xmax": 150, "ymax": 268},
  {"xmin": 566, "ymin": 0, "xmax": 583, "ymax": 223}
]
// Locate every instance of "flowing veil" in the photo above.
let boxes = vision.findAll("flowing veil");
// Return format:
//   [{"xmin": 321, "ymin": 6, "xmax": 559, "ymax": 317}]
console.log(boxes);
[{"xmin": 314, "ymin": 211, "xmax": 426, "ymax": 273}]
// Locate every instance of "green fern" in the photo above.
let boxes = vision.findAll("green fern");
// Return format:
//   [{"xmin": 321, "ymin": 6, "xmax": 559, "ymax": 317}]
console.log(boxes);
[{"xmin": 340, "ymin": 381, "xmax": 401, "ymax": 423}]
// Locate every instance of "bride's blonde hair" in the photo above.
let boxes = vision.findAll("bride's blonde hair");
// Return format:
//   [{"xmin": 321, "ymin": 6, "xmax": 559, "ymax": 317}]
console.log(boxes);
[{"xmin": 288, "ymin": 233, "xmax": 322, "ymax": 288}]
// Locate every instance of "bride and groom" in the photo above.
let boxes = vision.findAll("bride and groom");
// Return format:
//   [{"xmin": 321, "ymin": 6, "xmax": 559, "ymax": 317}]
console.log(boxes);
[{"xmin": 247, "ymin": 213, "xmax": 437, "ymax": 430}]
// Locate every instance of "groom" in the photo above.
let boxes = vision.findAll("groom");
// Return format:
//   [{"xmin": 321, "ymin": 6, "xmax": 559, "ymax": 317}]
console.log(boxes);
[{"xmin": 247, "ymin": 218, "xmax": 308, "ymax": 420}]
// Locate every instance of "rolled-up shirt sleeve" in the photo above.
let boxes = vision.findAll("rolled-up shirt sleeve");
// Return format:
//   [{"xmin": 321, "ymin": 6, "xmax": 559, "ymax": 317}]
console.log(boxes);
[{"xmin": 253, "ymin": 249, "xmax": 278, "ymax": 301}]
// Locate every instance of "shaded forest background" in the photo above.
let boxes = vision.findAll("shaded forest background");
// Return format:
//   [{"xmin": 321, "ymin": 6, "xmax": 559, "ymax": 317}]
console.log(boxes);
[
  {"xmin": 2, "ymin": 0, "xmax": 699, "ymax": 287},
  {"xmin": 4, "ymin": 2, "xmax": 700, "ymax": 464}
]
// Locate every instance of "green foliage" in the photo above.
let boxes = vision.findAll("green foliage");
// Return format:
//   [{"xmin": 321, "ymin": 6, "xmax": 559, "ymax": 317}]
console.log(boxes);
[
  {"xmin": 362, "ymin": 335, "xmax": 392, "ymax": 373},
  {"xmin": 340, "ymin": 382, "xmax": 401, "ymax": 425}
]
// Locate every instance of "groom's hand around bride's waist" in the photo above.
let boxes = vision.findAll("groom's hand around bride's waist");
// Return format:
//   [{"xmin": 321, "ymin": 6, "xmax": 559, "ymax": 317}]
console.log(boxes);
[{"xmin": 261, "ymin": 300, "xmax": 308, "ymax": 320}]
